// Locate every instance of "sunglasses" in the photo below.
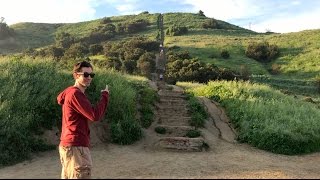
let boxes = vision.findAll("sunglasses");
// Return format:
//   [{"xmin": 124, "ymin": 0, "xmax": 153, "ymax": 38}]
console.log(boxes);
[{"xmin": 77, "ymin": 72, "xmax": 95, "ymax": 78}]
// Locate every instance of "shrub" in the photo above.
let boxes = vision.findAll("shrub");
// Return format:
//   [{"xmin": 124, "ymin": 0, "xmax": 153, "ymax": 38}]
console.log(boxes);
[
  {"xmin": 316, "ymin": 76, "xmax": 320, "ymax": 94},
  {"xmin": 138, "ymin": 87, "xmax": 158, "ymax": 128},
  {"xmin": 186, "ymin": 129, "xmax": 201, "ymax": 138},
  {"xmin": 166, "ymin": 25, "xmax": 188, "ymax": 36},
  {"xmin": 270, "ymin": 63, "xmax": 281, "ymax": 75},
  {"xmin": 89, "ymin": 44, "xmax": 104, "ymax": 55},
  {"xmin": 110, "ymin": 118, "xmax": 142, "ymax": 145},
  {"xmin": 202, "ymin": 18, "xmax": 219, "ymax": 29},
  {"xmin": 0, "ymin": 21, "xmax": 15, "ymax": 40},
  {"xmin": 64, "ymin": 42, "xmax": 89, "ymax": 59},
  {"xmin": 220, "ymin": 50, "xmax": 230, "ymax": 59},
  {"xmin": 186, "ymin": 94, "xmax": 208, "ymax": 128},
  {"xmin": 155, "ymin": 126, "xmax": 166, "ymax": 134},
  {"xmin": 245, "ymin": 42, "xmax": 279, "ymax": 63},
  {"xmin": 100, "ymin": 17, "xmax": 112, "ymax": 24}
]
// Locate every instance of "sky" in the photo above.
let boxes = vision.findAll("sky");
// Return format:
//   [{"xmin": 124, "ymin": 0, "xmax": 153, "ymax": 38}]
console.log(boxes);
[{"xmin": 1, "ymin": 0, "xmax": 320, "ymax": 33}]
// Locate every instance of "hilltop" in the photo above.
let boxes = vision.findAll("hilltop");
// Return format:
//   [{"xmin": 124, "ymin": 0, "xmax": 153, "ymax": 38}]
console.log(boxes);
[{"xmin": 1, "ymin": 12, "xmax": 319, "ymax": 94}]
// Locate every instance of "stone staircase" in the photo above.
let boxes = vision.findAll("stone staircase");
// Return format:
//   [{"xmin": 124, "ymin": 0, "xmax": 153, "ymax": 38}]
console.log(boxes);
[{"xmin": 150, "ymin": 81, "xmax": 207, "ymax": 152}]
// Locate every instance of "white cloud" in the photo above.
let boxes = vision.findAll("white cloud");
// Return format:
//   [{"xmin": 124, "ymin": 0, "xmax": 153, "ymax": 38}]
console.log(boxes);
[
  {"xmin": 251, "ymin": 8, "xmax": 320, "ymax": 33},
  {"xmin": 182, "ymin": 0, "xmax": 320, "ymax": 33},
  {"xmin": 1, "ymin": 0, "xmax": 97, "ymax": 25},
  {"xmin": 183, "ymin": 0, "xmax": 260, "ymax": 20}
]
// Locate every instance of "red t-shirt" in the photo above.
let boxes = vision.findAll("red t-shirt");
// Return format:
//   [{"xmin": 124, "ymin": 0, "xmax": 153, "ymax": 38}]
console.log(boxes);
[{"xmin": 57, "ymin": 86, "xmax": 109, "ymax": 147}]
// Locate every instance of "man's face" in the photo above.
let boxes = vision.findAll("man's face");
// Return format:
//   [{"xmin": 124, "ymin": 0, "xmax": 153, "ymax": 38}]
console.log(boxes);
[{"xmin": 75, "ymin": 67, "xmax": 94, "ymax": 88}]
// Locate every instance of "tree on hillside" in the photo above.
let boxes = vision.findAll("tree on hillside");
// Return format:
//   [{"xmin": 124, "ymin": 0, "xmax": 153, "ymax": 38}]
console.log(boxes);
[
  {"xmin": 198, "ymin": 10, "xmax": 206, "ymax": 17},
  {"xmin": 55, "ymin": 32, "xmax": 74, "ymax": 49},
  {"xmin": 0, "ymin": 17, "xmax": 15, "ymax": 40}
]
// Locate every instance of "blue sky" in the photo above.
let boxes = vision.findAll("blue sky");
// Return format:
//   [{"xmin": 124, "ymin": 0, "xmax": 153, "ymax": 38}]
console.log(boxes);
[{"xmin": 1, "ymin": 0, "xmax": 320, "ymax": 33}]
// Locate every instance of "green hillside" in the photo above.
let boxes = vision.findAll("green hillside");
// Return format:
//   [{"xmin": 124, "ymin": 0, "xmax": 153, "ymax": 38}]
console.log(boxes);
[{"xmin": 2, "ymin": 12, "xmax": 320, "ymax": 96}]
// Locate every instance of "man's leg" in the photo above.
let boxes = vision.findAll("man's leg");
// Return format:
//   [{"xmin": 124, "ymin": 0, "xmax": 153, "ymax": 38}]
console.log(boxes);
[{"xmin": 59, "ymin": 146, "xmax": 92, "ymax": 179}]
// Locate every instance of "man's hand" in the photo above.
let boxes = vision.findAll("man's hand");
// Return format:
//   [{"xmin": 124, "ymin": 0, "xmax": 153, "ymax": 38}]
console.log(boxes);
[{"xmin": 101, "ymin": 84, "xmax": 109, "ymax": 93}]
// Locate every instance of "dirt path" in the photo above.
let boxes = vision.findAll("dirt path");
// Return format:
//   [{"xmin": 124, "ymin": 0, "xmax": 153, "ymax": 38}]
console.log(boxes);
[
  {"xmin": 1, "ymin": 83, "xmax": 320, "ymax": 179},
  {"xmin": 1, "ymin": 134, "xmax": 320, "ymax": 179}
]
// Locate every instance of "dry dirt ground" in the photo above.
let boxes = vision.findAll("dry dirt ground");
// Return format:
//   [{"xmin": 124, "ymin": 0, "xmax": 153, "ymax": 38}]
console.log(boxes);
[{"xmin": 1, "ymin": 84, "xmax": 320, "ymax": 179}]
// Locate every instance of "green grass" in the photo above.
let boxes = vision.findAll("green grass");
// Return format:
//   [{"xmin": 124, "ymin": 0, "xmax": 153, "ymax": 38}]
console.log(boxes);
[
  {"xmin": 185, "ymin": 93, "xmax": 208, "ymax": 128},
  {"xmin": 180, "ymin": 80, "xmax": 320, "ymax": 155},
  {"xmin": 0, "ymin": 56, "xmax": 151, "ymax": 166},
  {"xmin": 6, "ymin": 12, "xmax": 319, "ymax": 83}
]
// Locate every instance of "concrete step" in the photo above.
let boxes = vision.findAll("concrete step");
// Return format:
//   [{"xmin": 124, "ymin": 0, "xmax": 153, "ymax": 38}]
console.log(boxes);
[
  {"xmin": 157, "ymin": 137, "xmax": 205, "ymax": 152},
  {"xmin": 155, "ymin": 125, "xmax": 194, "ymax": 137},
  {"xmin": 158, "ymin": 118, "xmax": 190, "ymax": 126},
  {"xmin": 159, "ymin": 98, "xmax": 188, "ymax": 106},
  {"xmin": 156, "ymin": 105, "xmax": 188, "ymax": 111},
  {"xmin": 157, "ymin": 112, "xmax": 190, "ymax": 117}
]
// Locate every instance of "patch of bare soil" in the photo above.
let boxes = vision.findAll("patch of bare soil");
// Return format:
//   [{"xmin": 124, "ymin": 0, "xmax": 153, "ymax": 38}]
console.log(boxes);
[{"xmin": 1, "ymin": 84, "xmax": 320, "ymax": 179}]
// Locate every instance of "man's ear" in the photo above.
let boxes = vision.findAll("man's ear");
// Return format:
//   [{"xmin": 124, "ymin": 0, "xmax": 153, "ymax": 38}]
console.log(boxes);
[{"xmin": 72, "ymin": 72, "xmax": 78, "ymax": 80}]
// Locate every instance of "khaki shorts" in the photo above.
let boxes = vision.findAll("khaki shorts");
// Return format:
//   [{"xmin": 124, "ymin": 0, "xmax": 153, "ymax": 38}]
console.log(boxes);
[{"xmin": 59, "ymin": 146, "xmax": 92, "ymax": 179}]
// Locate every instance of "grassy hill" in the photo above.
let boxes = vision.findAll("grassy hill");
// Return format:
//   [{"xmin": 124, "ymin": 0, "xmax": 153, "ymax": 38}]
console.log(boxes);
[
  {"xmin": 3, "ymin": 12, "xmax": 320, "ymax": 96},
  {"xmin": 1, "ymin": 12, "xmax": 320, "ymax": 165}
]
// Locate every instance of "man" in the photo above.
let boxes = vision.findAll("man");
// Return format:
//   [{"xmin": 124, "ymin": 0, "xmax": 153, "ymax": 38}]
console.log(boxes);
[{"xmin": 57, "ymin": 60, "xmax": 109, "ymax": 179}]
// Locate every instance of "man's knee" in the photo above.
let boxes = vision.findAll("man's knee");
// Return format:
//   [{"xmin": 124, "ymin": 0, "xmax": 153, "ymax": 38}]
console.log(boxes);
[{"xmin": 75, "ymin": 166, "xmax": 91, "ymax": 179}]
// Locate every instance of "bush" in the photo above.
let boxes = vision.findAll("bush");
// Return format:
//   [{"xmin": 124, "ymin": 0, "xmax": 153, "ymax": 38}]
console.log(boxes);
[
  {"xmin": 155, "ymin": 126, "xmax": 166, "ymax": 134},
  {"xmin": 220, "ymin": 50, "xmax": 230, "ymax": 59},
  {"xmin": 202, "ymin": 18, "xmax": 219, "ymax": 29},
  {"xmin": 186, "ymin": 94, "xmax": 208, "ymax": 128},
  {"xmin": 0, "ymin": 21, "xmax": 15, "ymax": 40},
  {"xmin": 166, "ymin": 25, "xmax": 188, "ymax": 36},
  {"xmin": 138, "ymin": 87, "xmax": 158, "ymax": 128},
  {"xmin": 110, "ymin": 119, "xmax": 142, "ymax": 145},
  {"xmin": 89, "ymin": 44, "xmax": 104, "ymax": 55},
  {"xmin": 186, "ymin": 129, "xmax": 201, "ymax": 138},
  {"xmin": 245, "ymin": 42, "xmax": 280, "ymax": 63},
  {"xmin": 101, "ymin": 17, "xmax": 112, "ymax": 24},
  {"xmin": 0, "ymin": 58, "xmax": 68, "ymax": 165},
  {"xmin": 316, "ymin": 76, "xmax": 320, "ymax": 94}
]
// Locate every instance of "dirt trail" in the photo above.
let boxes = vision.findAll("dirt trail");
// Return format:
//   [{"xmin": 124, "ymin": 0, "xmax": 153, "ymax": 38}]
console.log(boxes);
[{"xmin": 1, "ymin": 83, "xmax": 320, "ymax": 179}]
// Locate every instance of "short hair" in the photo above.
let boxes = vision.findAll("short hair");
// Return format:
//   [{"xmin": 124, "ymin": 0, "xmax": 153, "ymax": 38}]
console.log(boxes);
[{"xmin": 73, "ymin": 61, "xmax": 93, "ymax": 73}]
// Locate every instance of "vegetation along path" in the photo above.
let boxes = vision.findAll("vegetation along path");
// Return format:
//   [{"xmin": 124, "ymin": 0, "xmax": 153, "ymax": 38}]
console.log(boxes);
[{"xmin": 0, "ymin": 81, "xmax": 320, "ymax": 178}]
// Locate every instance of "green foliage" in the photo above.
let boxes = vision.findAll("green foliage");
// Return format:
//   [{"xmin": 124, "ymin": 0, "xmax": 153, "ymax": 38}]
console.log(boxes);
[
  {"xmin": 47, "ymin": 46, "xmax": 64, "ymax": 60},
  {"xmin": 116, "ymin": 19, "xmax": 149, "ymax": 34},
  {"xmin": 55, "ymin": 32, "xmax": 74, "ymax": 49},
  {"xmin": 202, "ymin": 18, "xmax": 220, "ymax": 29},
  {"xmin": 155, "ymin": 126, "xmax": 166, "ymax": 134},
  {"xmin": 166, "ymin": 25, "xmax": 188, "ymax": 36},
  {"xmin": 138, "ymin": 87, "xmax": 158, "ymax": 128},
  {"xmin": 245, "ymin": 41, "xmax": 280, "ymax": 63},
  {"xmin": 316, "ymin": 76, "xmax": 320, "ymax": 94},
  {"xmin": 100, "ymin": 17, "xmax": 112, "ymax": 24},
  {"xmin": 198, "ymin": 10, "xmax": 206, "ymax": 17},
  {"xmin": 0, "ymin": 20, "xmax": 15, "ymax": 40},
  {"xmin": 165, "ymin": 50, "xmax": 240, "ymax": 84},
  {"xmin": 89, "ymin": 44, "xmax": 104, "ymax": 55},
  {"xmin": 187, "ymin": 80, "xmax": 320, "ymax": 155},
  {"xmin": 0, "ymin": 56, "xmax": 151, "ymax": 165},
  {"xmin": 110, "ymin": 118, "xmax": 142, "ymax": 145},
  {"xmin": 137, "ymin": 52, "xmax": 156, "ymax": 77},
  {"xmin": 186, "ymin": 129, "xmax": 201, "ymax": 138},
  {"xmin": 251, "ymin": 75, "xmax": 318, "ymax": 96},
  {"xmin": 220, "ymin": 49, "xmax": 230, "ymax": 59},
  {"xmin": 0, "ymin": 57, "xmax": 69, "ymax": 165},
  {"xmin": 185, "ymin": 94, "xmax": 208, "ymax": 128},
  {"xmin": 63, "ymin": 42, "xmax": 89, "ymax": 59}
]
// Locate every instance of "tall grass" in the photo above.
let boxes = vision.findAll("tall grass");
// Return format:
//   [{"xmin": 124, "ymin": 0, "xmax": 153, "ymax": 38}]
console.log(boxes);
[
  {"xmin": 0, "ymin": 56, "xmax": 66, "ymax": 166},
  {"xmin": 0, "ymin": 56, "xmax": 150, "ymax": 166},
  {"xmin": 182, "ymin": 80, "xmax": 320, "ymax": 155}
]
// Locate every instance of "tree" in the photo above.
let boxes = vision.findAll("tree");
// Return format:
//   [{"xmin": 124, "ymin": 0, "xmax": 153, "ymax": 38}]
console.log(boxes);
[
  {"xmin": 198, "ymin": 10, "xmax": 205, "ymax": 17},
  {"xmin": 137, "ymin": 52, "xmax": 156, "ymax": 77},
  {"xmin": 0, "ymin": 17, "xmax": 15, "ymax": 40},
  {"xmin": 55, "ymin": 32, "xmax": 74, "ymax": 49}
]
